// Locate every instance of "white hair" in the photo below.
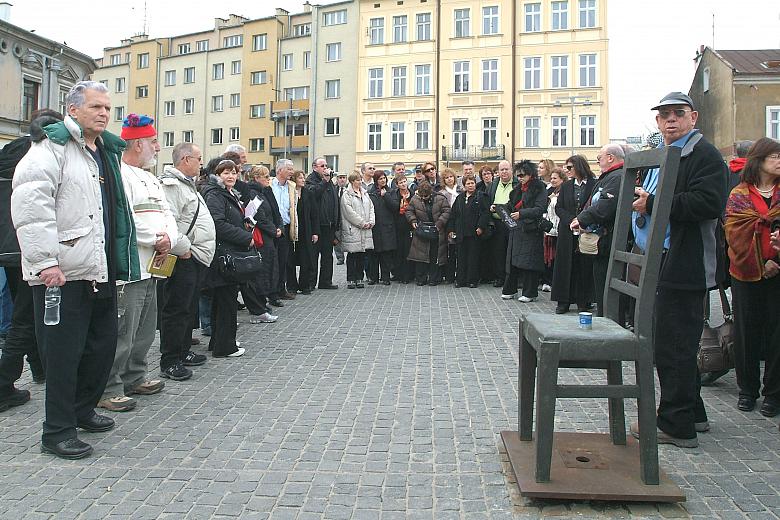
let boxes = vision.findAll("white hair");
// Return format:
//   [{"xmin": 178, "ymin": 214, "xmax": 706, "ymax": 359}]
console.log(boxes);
[
  {"xmin": 275, "ymin": 159, "xmax": 294, "ymax": 170},
  {"xmin": 66, "ymin": 80, "xmax": 109, "ymax": 109},
  {"xmin": 172, "ymin": 142, "xmax": 197, "ymax": 165},
  {"xmin": 224, "ymin": 144, "xmax": 246, "ymax": 154},
  {"xmin": 603, "ymin": 143, "xmax": 625, "ymax": 159}
]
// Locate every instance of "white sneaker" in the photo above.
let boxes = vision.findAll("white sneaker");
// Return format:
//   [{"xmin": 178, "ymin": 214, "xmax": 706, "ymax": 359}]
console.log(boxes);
[
  {"xmin": 250, "ymin": 312, "xmax": 278, "ymax": 324},
  {"xmin": 541, "ymin": 284, "xmax": 551, "ymax": 292},
  {"xmin": 227, "ymin": 347, "xmax": 246, "ymax": 357},
  {"xmin": 501, "ymin": 293, "xmax": 517, "ymax": 300},
  {"xmin": 518, "ymin": 296, "xmax": 537, "ymax": 303}
]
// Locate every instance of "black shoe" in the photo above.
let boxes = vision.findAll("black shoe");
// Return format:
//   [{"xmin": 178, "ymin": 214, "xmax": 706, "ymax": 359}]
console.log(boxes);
[
  {"xmin": 493, "ymin": 280, "xmax": 504, "ymax": 288},
  {"xmin": 269, "ymin": 299, "xmax": 284, "ymax": 307},
  {"xmin": 700, "ymin": 369, "xmax": 729, "ymax": 387},
  {"xmin": 468, "ymin": 283, "xmax": 477, "ymax": 288},
  {"xmin": 382, "ymin": 280, "xmax": 391, "ymax": 286},
  {"xmin": 237, "ymin": 302, "xmax": 246, "ymax": 311},
  {"xmin": 356, "ymin": 282, "xmax": 365, "ymax": 288},
  {"xmin": 347, "ymin": 281, "xmax": 356, "ymax": 289},
  {"xmin": 160, "ymin": 362, "xmax": 193, "ymax": 381},
  {"xmin": 577, "ymin": 303, "xmax": 594, "ymax": 312},
  {"xmin": 0, "ymin": 388, "xmax": 31, "ymax": 412},
  {"xmin": 77, "ymin": 412, "xmax": 115, "ymax": 433},
  {"xmin": 367, "ymin": 279, "xmax": 378, "ymax": 285},
  {"xmin": 183, "ymin": 351, "xmax": 207, "ymax": 366},
  {"xmin": 416, "ymin": 281, "xmax": 427, "ymax": 286},
  {"xmin": 760, "ymin": 400, "xmax": 780, "ymax": 417},
  {"xmin": 319, "ymin": 284, "xmax": 339, "ymax": 290},
  {"xmin": 41, "ymin": 438, "xmax": 93, "ymax": 459},
  {"xmin": 336, "ymin": 260, "xmax": 344, "ymax": 265},
  {"xmin": 429, "ymin": 281, "xmax": 439, "ymax": 286},
  {"xmin": 737, "ymin": 396, "xmax": 756, "ymax": 412},
  {"xmin": 299, "ymin": 289, "xmax": 312, "ymax": 295},
  {"xmin": 555, "ymin": 303, "xmax": 570, "ymax": 314}
]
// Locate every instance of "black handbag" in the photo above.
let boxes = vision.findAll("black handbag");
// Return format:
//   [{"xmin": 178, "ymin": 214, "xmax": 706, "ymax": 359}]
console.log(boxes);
[
  {"xmin": 218, "ymin": 247, "xmax": 263, "ymax": 282},
  {"xmin": 539, "ymin": 218, "xmax": 554, "ymax": 233},
  {"xmin": 697, "ymin": 286, "xmax": 734, "ymax": 373},
  {"xmin": 415, "ymin": 222, "xmax": 439, "ymax": 241}
]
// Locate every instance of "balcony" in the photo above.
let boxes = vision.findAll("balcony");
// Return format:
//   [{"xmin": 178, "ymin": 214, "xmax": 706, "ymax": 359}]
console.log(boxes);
[
  {"xmin": 270, "ymin": 134, "xmax": 309, "ymax": 154},
  {"xmin": 270, "ymin": 99, "xmax": 310, "ymax": 120},
  {"xmin": 441, "ymin": 145, "xmax": 505, "ymax": 162}
]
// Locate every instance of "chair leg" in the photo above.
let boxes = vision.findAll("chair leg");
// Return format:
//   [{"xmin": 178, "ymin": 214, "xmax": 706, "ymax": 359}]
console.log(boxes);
[
  {"xmin": 607, "ymin": 360, "xmax": 626, "ymax": 445},
  {"xmin": 635, "ymin": 352, "xmax": 659, "ymax": 485},
  {"xmin": 519, "ymin": 332, "xmax": 537, "ymax": 441},
  {"xmin": 534, "ymin": 341, "xmax": 561, "ymax": 483}
]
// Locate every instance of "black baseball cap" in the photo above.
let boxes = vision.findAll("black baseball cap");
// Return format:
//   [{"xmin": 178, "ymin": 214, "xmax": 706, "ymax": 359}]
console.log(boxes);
[{"xmin": 651, "ymin": 92, "xmax": 695, "ymax": 111}]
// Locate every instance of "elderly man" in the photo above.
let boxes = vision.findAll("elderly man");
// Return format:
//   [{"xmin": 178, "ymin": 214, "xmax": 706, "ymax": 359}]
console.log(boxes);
[
  {"xmin": 12, "ymin": 81, "xmax": 140, "ymax": 459},
  {"xmin": 271, "ymin": 159, "xmax": 297, "ymax": 301},
  {"xmin": 488, "ymin": 160, "xmax": 517, "ymax": 287},
  {"xmin": 360, "ymin": 162, "xmax": 376, "ymax": 192},
  {"xmin": 97, "ymin": 115, "xmax": 178, "ymax": 412},
  {"xmin": 629, "ymin": 92, "xmax": 728, "ymax": 448},
  {"xmin": 158, "ymin": 143, "xmax": 216, "ymax": 381},
  {"xmin": 333, "ymin": 172, "xmax": 349, "ymax": 265},
  {"xmin": 306, "ymin": 157, "xmax": 339, "ymax": 290}
]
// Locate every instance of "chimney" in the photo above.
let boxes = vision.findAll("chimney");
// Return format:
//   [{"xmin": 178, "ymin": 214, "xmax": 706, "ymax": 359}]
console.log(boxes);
[
  {"xmin": 303, "ymin": 1, "xmax": 312, "ymax": 13},
  {"xmin": 0, "ymin": 2, "xmax": 12, "ymax": 23}
]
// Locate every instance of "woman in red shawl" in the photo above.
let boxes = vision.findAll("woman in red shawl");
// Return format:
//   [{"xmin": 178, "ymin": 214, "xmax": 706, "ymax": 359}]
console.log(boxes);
[{"xmin": 724, "ymin": 137, "xmax": 780, "ymax": 417}]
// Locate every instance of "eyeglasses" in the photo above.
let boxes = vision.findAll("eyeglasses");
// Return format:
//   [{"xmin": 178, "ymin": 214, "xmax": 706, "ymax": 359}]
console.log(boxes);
[
  {"xmin": 767, "ymin": 153, "xmax": 780, "ymax": 160},
  {"xmin": 657, "ymin": 108, "xmax": 692, "ymax": 119},
  {"xmin": 565, "ymin": 165, "xmax": 574, "ymax": 171},
  {"xmin": 596, "ymin": 153, "xmax": 613, "ymax": 161},
  {"xmin": 185, "ymin": 155, "xmax": 202, "ymax": 162}
]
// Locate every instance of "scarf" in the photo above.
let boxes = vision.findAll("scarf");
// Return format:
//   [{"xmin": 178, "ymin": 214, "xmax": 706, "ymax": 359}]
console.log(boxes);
[
  {"xmin": 724, "ymin": 182, "xmax": 780, "ymax": 281},
  {"xmin": 729, "ymin": 157, "xmax": 746, "ymax": 173},
  {"xmin": 513, "ymin": 182, "xmax": 530, "ymax": 210}
]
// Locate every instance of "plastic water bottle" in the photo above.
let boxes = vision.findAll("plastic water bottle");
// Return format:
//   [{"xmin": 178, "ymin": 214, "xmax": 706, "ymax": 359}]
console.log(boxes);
[{"xmin": 44, "ymin": 286, "xmax": 61, "ymax": 326}]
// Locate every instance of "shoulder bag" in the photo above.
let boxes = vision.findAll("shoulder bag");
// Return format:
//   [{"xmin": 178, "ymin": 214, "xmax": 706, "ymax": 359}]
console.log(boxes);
[
  {"xmin": 415, "ymin": 200, "xmax": 439, "ymax": 241},
  {"xmin": 697, "ymin": 285, "xmax": 734, "ymax": 373}
]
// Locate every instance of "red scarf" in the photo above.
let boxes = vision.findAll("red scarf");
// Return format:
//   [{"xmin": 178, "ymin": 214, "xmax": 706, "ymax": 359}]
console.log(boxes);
[
  {"xmin": 514, "ymin": 182, "xmax": 530, "ymax": 210},
  {"xmin": 729, "ymin": 158, "xmax": 746, "ymax": 173},
  {"xmin": 724, "ymin": 182, "xmax": 780, "ymax": 281}
]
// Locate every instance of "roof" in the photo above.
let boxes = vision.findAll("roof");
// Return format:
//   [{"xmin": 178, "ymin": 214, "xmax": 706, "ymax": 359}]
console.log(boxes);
[{"xmin": 712, "ymin": 49, "xmax": 780, "ymax": 75}]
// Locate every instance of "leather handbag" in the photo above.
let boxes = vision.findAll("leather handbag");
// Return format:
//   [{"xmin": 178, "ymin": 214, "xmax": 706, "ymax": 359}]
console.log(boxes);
[
  {"xmin": 577, "ymin": 231, "xmax": 600, "ymax": 255},
  {"xmin": 218, "ymin": 247, "xmax": 263, "ymax": 282},
  {"xmin": 415, "ymin": 222, "xmax": 439, "ymax": 241},
  {"xmin": 697, "ymin": 286, "xmax": 734, "ymax": 373}
]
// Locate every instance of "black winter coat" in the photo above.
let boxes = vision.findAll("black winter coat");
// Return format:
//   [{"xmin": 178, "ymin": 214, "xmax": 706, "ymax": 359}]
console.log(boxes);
[
  {"xmin": 249, "ymin": 191, "xmax": 279, "ymax": 295},
  {"xmin": 505, "ymin": 179, "xmax": 547, "ymax": 272},
  {"xmin": 306, "ymin": 172, "xmax": 339, "ymax": 227},
  {"xmin": 368, "ymin": 186, "xmax": 398, "ymax": 252},
  {"xmin": 291, "ymin": 187, "xmax": 320, "ymax": 264},
  {"xmin": 448, "ymin": 190, "xmax": 491, "ymax": 242},
  {"xmin": 577, "ymin": 166, "xmax": 622, "ymax": 257}
]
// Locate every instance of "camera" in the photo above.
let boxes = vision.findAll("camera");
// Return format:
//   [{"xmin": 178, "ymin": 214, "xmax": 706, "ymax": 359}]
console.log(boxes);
[{"xmin": 772, "ymin": 218, "xmax": 780, "ymax": 233}]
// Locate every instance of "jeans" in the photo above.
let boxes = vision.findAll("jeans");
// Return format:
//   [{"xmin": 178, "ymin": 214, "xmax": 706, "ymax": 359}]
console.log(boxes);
[{"xmin": 0, "ymin": 268, "xmax": 11, "ymax": 335}]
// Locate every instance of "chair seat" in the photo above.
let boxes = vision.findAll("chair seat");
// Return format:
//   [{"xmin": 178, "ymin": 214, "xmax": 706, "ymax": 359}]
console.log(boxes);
[{"xmin": 523, "ymin": 313, "xmax": 639, "ymax": 361}]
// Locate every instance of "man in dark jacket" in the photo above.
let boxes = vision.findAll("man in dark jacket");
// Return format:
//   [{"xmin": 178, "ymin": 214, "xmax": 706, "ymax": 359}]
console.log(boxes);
[
  {"xmin": 306, "ymin": 157, "xmax": 339, "ymax": 290},
  {"xmin": 629, "ymin": 92, "xmax": 729, "ymax": 448}
]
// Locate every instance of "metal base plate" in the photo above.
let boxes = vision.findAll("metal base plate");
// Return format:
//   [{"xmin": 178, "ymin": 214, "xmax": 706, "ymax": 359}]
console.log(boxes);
[{"xmin": 500, "ymin": 430, "xmax": 685, "ymax": 503}]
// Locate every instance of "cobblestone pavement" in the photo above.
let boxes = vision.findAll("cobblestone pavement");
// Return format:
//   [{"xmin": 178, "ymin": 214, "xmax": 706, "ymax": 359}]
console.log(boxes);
[{"xmin": 1, "ymin": 265, "xmax": 778, "ymax": 520}]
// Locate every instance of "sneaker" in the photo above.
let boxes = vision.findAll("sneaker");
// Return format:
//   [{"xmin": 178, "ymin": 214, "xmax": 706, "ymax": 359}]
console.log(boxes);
[
  {"xmin": 182, "ymin": 351, "xmax": 207, "ymax": 366},
  {"xmin": 128, "ymin": 380, "xmax": 165, "ymax": 395},
  {"xmin": 250, "ymin": 312, "xmax": 278, "ymax": 323},
  {"xmin": 541, "ymin": 284, "xmax": 552, "ymax": 292},
  {"xmin": 160, "ymin": 362, "xmax": 193, "ymax": 381},
  {"xmin": 227, "ymin": 347, "xmax": 246, "ymax": 358},
  {"xmin": 518, "ymin": 296, "xmax": 537, "ymax": 303},
  {"xmin": 0, "ymin": 388, "xmax": 31, "ymax": 412},
  {"xmin": 629, "ymin": 421, "xmax": 698, "ymax": 448},
  {"xmin": 98, "ymin": 396, "xmax": 137, "ymax": 412},
  {"xmin": 501, "ymin": 293, "xmax": 517, "ymax": 300}
]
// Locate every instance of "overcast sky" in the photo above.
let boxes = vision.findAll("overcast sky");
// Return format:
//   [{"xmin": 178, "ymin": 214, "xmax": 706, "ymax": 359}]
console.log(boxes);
[{"xmin": 9, "ymin": 0, "xmax": 780, "ymax": 141}]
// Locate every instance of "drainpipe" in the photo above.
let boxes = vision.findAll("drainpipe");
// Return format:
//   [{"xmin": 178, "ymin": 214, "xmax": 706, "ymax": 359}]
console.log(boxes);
[
  {"xmin": 434, "ymin": 0, "xmax": 441, "ymax": 166},
  {"xmin": 309, "ymin": 4, "xmax": 320, "ymax": 165},
  {"xmin": 510, "ymin": 0, "xmax": 516, "ymax": 164}
]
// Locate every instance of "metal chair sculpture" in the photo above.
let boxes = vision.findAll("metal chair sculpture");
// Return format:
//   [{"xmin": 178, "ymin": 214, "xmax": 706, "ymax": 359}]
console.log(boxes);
[{"xmin": 516, "ymin": 146, "xmax": 681, "ymax": 487}]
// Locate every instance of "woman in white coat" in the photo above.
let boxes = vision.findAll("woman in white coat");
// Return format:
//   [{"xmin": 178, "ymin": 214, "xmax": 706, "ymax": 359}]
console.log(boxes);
[{"xmin": 340, "ymin": 171, "xmax": 375, "ymax": 289}]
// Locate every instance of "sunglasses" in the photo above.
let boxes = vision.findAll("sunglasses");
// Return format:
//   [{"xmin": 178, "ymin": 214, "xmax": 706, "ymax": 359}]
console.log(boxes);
[
  {"xmin": 657, "ymin": 108, "xmax": 691, "ymax": 119},
  {"xmin": 565, "ymin": 165, "xmax": 573, "ymax": 171}
]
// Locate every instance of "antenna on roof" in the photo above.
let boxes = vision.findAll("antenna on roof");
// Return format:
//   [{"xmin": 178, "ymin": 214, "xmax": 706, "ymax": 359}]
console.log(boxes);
[
  {"xmin": 711, "ymin": 12, "xmax": 715, "ymax": 48},
  {"xmin": 143, "ymin": 0, "xmax": 148, "ymax": 35}
]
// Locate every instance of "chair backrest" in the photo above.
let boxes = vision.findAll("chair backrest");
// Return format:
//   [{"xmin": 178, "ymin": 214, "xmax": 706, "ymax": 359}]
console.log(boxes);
[{"xmin": 603, "ymin": 146, "xmax": 681, "ymax": 347}]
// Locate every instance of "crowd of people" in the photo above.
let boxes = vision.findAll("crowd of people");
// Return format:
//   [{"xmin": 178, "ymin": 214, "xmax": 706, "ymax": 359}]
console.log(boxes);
[{"xmin": 0, "ymin": 81, "xmax": 778, "ymax": 460}]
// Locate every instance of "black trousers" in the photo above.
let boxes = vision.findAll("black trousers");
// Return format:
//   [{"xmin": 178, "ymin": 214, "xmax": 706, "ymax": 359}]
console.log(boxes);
[
  {"xmin": 241, "ymin": 282, "xmax": 269, "ymax": 315},
  {"xmin": 314, "ymin": 225, "xmax": 335, "ymax": 287},
  {"xmin": 288, "ymin": 241, "xmax": 315, "ymax": 292},
  {"xmin": 456, "ymin": 236, "xmax": 480, "ymax": 285},
  {"xmin": 443, "ymin": 243, "xmax": 457, "ymax": 282},
  {"xmin": 393, "ymin": 227, "xmax": 413, "ymax": 282},
  {"xmin": 490, "ymin": 221, "xmax": 508, "ymax": 283},
  {"xmin": 0, "ymin": 265, "xmax": 43, "ymax": 394},
  {"xmin": 654, "ymin": 286, "xmax": 708, "ymax": 439},
  {"xmin": 503, "ymin": 266, "xmax": 540, "ymax": 298},
  {"xmin": 415, "ymin": 240, "xmax": 441, "ymax": 283},
  {"xmin": 274, "ymin": 231, "xmax": 290, "ymax": 297},
  {"xmin": 209, "ymin": 283, "xmax": 239, "ymax": 357},
  {"xmin": 33, "ymin": 282, "xmax": 116, "ymax": 443},
  {"xmin": 159, "ymin": 257, "xmax": 205, "ymax": 370},
  {"xmin": 346, "ymin": 252, "xmax": 366, "ymax": 282},
  {"xmin": 367, "ymin": 250, "xmax": 394, "ymax": 282},
  {"xmin": 731, "ymin": 275, "xmax": 780, "ymax": 402},
  {"xmin": 592, "ymin": 256, "xmax": 610, "ymax": 317}
]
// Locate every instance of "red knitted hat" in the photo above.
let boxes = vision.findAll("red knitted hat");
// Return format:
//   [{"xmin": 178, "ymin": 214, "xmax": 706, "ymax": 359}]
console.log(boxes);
[{"xmin": 120, "ymin": 113, "xmax": 156, "ymax": 140}]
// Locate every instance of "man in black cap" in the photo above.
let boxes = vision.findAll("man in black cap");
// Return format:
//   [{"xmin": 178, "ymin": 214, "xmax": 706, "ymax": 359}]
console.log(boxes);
[{"xmin": 629, "ymin": 91, "xmax": 728, "ymax": 448}]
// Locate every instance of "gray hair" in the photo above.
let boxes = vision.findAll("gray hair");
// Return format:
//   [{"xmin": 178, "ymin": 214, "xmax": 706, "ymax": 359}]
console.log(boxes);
[
  {"xmin": 735, "ymin": 140, "xmax": 754, "ymax": 158},
  {"xmin": 275, "ymin": 158, "xmax": 294, "ymax": 170},
  {"xmin": 66, "ymin": 80, "xmax": 109, "ymax": 109},
  {"xmin": 224, "ymin": 144, "xmax": 246, "ymax": 154},
  {"xmin": 603, "ymin": 143, "xmax": 625, "ymax": 159},
  {"xmin": 360, "ymin": 162, "xmax": 373, "ymax": 173},
  {"xmin": 172, "ymin": 142, "xmax": 197, "ymax": 165},
  {"xmin": 312, "ymin": 156, "xmax": 327, "ymax": 167}
]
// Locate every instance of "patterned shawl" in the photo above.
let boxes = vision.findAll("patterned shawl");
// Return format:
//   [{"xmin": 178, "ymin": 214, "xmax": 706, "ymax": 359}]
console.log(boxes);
[{"xmin": 724, "ymin": 182, "xmax": 780, "ymax": 281}]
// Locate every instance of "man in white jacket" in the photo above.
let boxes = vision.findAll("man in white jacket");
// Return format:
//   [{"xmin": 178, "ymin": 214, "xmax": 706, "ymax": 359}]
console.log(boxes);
[{"xmin": 98, "ymin": 114, "xmax": 178, "ymax": 412}]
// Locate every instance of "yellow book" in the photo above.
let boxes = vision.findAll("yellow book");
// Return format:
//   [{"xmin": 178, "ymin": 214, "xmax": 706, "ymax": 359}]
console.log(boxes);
[{"xmin": 147, "ymin": 254, "xmax": 177, "ymax": 278}]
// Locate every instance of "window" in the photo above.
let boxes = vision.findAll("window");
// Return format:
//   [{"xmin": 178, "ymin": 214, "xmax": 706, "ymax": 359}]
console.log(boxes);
[
  {"xmin": 58, "ymin": 89, "xmax": 67, "ymax": 115},
  {"xmin": 229, "ymin": 127, "xmax": 240, "ymax": 141},
  {"xmin": 182, "ymin": 130, "xmax": 193, "ymax": 143},
  {"xmin": 164, "ymin": 101, "xmax": 175, "ymax": 116},
  {"xmin": 99, "ymin": 79, "xmax": 108, "ymax": 88},
  {"xmin": 252, "ymin": 34, "xmax": 267, "ymax": 51},
  {"xmin": 196, "ymin": 40, "xmax": 209, "ymax": 52},
  {"xmin": 580, "ymin": 115, "xmax": 596, "ymax": 146},
  {"xmin": 415, "ymin": 121, "xmax": 429, "ymax": 150},
  {"xmin": 184, "ymin": 67, "xmax": 195, "ymax": 83},
  {"xmin": 285, "ymin": 122, "xmax": 308, "ymax": 136},
  {"xmin": 323, "ymin": 9, "xmax": 347, "ymax": 26},
  {"xmin": 552, "ymin": 1, "xmax": 568, "ymax": 30},
  {"xmin": 110, "ymin": 54, "xmax": 121, "ymax": 66},
  {"xmin": 136, "ymin": 85, "xmax": 148, "ymax": 98},
  {"xmin": 164, "ymin": 70, "xmax": 176, "ymax": 86},
  {"xmin": 213, "ymin": 63, "xmax": 224, "ymax": 80},
  {"xmin": 211, "ymin": 128, "xmax": 223, "ymax": 145},
  {"xmin": 22, "ymin": 79, "xmax": 38, "ymax": 121},
  {"xmin": 368, "ymin": 123, "xmax": 382, "ymax": 151},
  {"xmin": 212, "ymin": 95, "xmax": 224, "ymax": 112},
  {"xmin": 483, "ymin": 118, "xmax": 497, "ymax": 147},
  {"xmin": 178, "ymin": 43, "xmax": 191, "ymax": 55},
  {"xmin": 523, "ymin": 57, "xmax": 541, "ymax": 89},
  {"xmin": 325, "ymin": 155, "xmax": 339, "ymax": 172},
  {"xmin": 250, "ymin": 71, "xmax": 267, "ymax": 85},
  {"xmin": 115, "ymin": 77, "xmax": 126, "ymax": 93},
  {"xmin": 283, "ymin": 86, "xmax": 309, "ymax": 100},
  {"xmin": 392, "ymin": 66, "xmax": 407, "ymax": 97},
  {"xmin": 482, "ymin": 6, "xmax": 499, "ymax": 35},
  {"xmin": 579, "ymin": 0, "xmax": 596, "ymax": 28},
  {"xmin": 231, "ymin": 60, "xmax": 241, "ymax": 75},
  {"xmin": 326, "ymin": 43, "xmax": 342, "ymax": 62},
  {"xmin": 454, "ymin": 61, "xmax": 470, "ymax": 93},
  {"xmin": 250, "ymin": 104, "xmax": 266, "ymax": 118},
  {"xmin": 230, "ymin": 93, "xmax": 240, "ymax": 107},
  {"xmin": 249, "ymin": 138, "xmax": 265, "ymax": 152},
  {"xmin": 293, "ymin": 23, "xmax": 311, "ymax": 36},
  {"xmin": 223, "ymin": 34, "xmax": 242, "ymax": 48},
  {"xmin": 393, "ymin": 15, "xmax": 408, "ymax": 43},
  {"xmin": 454, "ymin": 9, "xmax": 470, "ymax": 37},
  {"xmin": 702, "ymin": 67, "xmax": 710, "ymax": 92},
  {"xmin": 453, "ymin": 119, "xmax": 468, "ymax": 151},
  {"xmin": 303, "ymin": 51, "xmax": 311, "ymax": 69},
  {"xmin": 184, "ymin": 98, "xmax": 194, "ymax": 114},
  {"xmin": 368, "ymin": 68, "xmax": 384, "ymax": 98},
  {"xmin": 325, "ymin": 117, "xmax": 340, "ymax": 136},
  {"xmin": 551, "ymin": 55, "xmax": 568, "ymax": 88},
  {"xmin": 524, "ymin": 117, "xmax": 540, "ymax": 147},
  {"xmin": 282, "ymin": 54, "xmax": 293, "ymax": 71},
  {"xmin": 415, "ymin": 64, "xmax": 431, "ymax": 95},
  {"xmin": 325, "ymin": 79, "xmax": 341, "ymax": 99},
  {"xmin": 525, "ymin": 3, "xmax": 541, "ymax": 32},
  {"xmin": 552, "ymin": 116, "xmax": 568, "ymax": 147},
  {"xmin": 391, "ymin": 122, "xmax": 405, "ymax": 150},
  {"xmin": 114, "ymin": 106, "xmax": 125, "ymax": 122},
  {"xmin": 579, "ymin": 54, "xmax": 596, "ymax": 87},
  {"xmin": 370, "ymin": 17, "xmax": 384, "ymax": 45},
  {"xmin": 163, "ymin": 132, "xmax": 174, "ymax": 147},
  {"xmin": 767, "ymin": 106, "xmax": 780, "ymax": 139},
  {"xmin": 137, "ymin": 53, "xmax": 149, "ymax": 69},
  {"xmin": 416, "ymin": 13, "xmax": 431, "ymax": 40},
  {"xmin": 482, "ymin": 59, "xmax": 498, "ymax": 91}
]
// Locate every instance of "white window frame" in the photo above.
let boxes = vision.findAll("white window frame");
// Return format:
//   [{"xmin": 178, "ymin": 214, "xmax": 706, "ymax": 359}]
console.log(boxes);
[
  {"xmin": 283, "ymin": 86, "xmax": 309, "ymax": 101},
  {"xmin": 231, "ymin": 60, "xmax": 241, "ymax": 75},
  {"xmin": 524, "ymin": 56, "xmax": 541, "ymax": 89},
  {"xmin": 137, "ymin": 53, "xmax": 149, "ymax": 69},
  {"xmin": 164, "ymin": 100, "xmax": 175, "ymax": 117},
  {"xmin": 552, "ymin": 1, "xmax": 569, "ymax": 30},
  {"xmin": 391, "ymin": 122, "xmax": 405, "ymax": 150},
  {"xmin": 303, "ymin": 51, "xmax": 311, "ymax": 69},
  {"xmin": 325, "ymin": 117, "xmax": 340, "ymax": 136},
  {"xmin": 454, "ymin": 61, "xmax": 470, "ymax": 93},
  {"xmin": 392, "ymin": 15, "xmax": 408, "ymax": 43},
  {"xmin": 702, "ymin": 67, "xmax": 710, "ymax": 92},
  {"xmin": 249, "ymin": 138, "xmax": 265, "ymax": 153},
  {"xmin": 392, "ymin": 66, "xmax": 407, "ymax": 97},
  {"xmin": 368, "ymin": 123, "xmax": 382, "ymax": 151},
  {"xmin": 136, "ymin": 85, "xmax": 148, "ymax": 98},
  {"xmin": 212, "ymin": 95, "xmax": 224, "ymax": 112},
  {"xmin": 524, "ymin": 117, "xmax": 540, "ymax": 147},
  {"xmin": 368, "ymin": 68, "xmax": 384, "ymax": 98},
  {"xmin": 212, "ymin": 63, "xmax": 224, "ymax": 80},
  {"xmin": 415, "ymin": 64, "xmax": 431, "ymax": 95},
  {"xmin": 211, "ymin": 128, "xmax": 223, "ymax": 145},
  {"xmin": 483, "ymin": 118, "xmax": 498, "ymax": 148},
  {"xmin": 230, "ymin": 93, "xmax": 240, "ymax": 108},
  {"xmin": 551, "ymin": 55, "xmax": 569, "ymax": 88},
  {"xmin": 250, "ymin": 104, "xmax": 266, "ymax": 118},
  {"xmin": 184, "ymin": 67, "xmax": 195, "ymax": 84},
  {"xmin": 482, "ymin": 6, "xmax": 499, "ymax": 35},
  {"xmin": 164, "ymin": 70, "xmax": 176, "ymax": 86},
  {"xmin": 767, "ymin": 106, "xmax": 780, "ymax": 139},
  {"xmin": 453, "ymin": 119, "xmax": 468, "ymax": 151},
  {"xmin": 579, "ymin": 53, "xmax": 597, "ymax": 87},
  {"xmin": 416, "ymin": 13, "xmax": 432, "ymax": 41},
  {"xmin": 552, "ymin": 116, "xmax": 568, "ymax": 147},
  {"xmin": 525, "ymin": 3, "xmax": 541, "ymax": 32},
  {"xmin": 229, "ymin": 127, "xmax": 240, "ymax": 142},
  {"xmin": 325, "ymin": 155, "xmax": 339, "ymax": 172},
  {"xmin": 579, "ymin": 0, "xmax": 596, "ymax": 28},
  {"xmin": 163, "ymin": 132, "xmax": 174, "ymax": 147},
  {"xmin": 114, "ymin": 106, "xmax": 125, "ymax": 122},
  {"xmin": 482, "ymin": 59, "xmax": 498, "ymax": 91},
  {"xmin": 110, "ymin": 54, "xmax": 121, "ymax": 66},
  {"xmin": 184, "ymin": 98, "xmax": 194, "ymax": 115},
  {"xmin": 326, "ymin": 42, "xmax": 342, "ymax": 62},
  {"xmin": 178, "ymin": 43, "xmax": 191, "ymax": 55},
  {"xmin": 415, "ymin": 121, "xmax": 430, "ymax": 150},
  {"xmin": 323, "ymin": 9, "xmax": 347, "ymax": 26},
  {"xmin": 580, "ymin": 115, "xmax": 596, "ymax": 146},
  {"xmin": 223, "ymin": 35, "xmax": 243, "ymax": 48},
  {"xmin": 454, "ymin": 9, "xmax": 471, "ymax": 38},
  {"xmin": 369, "ymin": 17, "xmax": 384, "ymax": 45},
  {"xmin": 293, "ymin": 23, "xmax": 311, "ymax": 37},
  {"xmin": 196, "ymin": 40, "xmax": 209, "ymax": 52},
  {"xmin": 182, "ymin": 130, "xmax": 194, "ymax": 143},
  {"xmin": 252, "ymin": 34, "xmax": 267, "ymax": 51},
  {"xmin": 282, "ymin": 54, "xmax": 293, "ymax": 71},
  {"xmin": 115, "ymin": 77, "xmax": 126, "ymax": 93},
  {"xmin": 250, "ymin": 71, "xmax": 267, "ymax": 85}
]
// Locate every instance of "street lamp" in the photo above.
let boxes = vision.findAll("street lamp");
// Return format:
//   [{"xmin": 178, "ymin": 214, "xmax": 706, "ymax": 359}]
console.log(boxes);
[
  {"xmin": 553, "ymin": 95, "xmax": 592, "ymax": 157},
  {"xmin": 20, "ymin": 49, "xmax": 63, "ymax": 111}
]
